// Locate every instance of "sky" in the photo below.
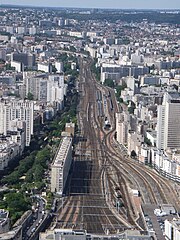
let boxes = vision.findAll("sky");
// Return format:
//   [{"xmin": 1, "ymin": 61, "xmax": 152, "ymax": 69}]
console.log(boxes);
[{"xmin": 3, "ymin": 0, "xmax": 180, "ymax": 9}]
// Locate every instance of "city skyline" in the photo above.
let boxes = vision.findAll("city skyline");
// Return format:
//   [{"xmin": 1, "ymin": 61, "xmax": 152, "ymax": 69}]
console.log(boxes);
[{"xmin": 3, "ymin": 0, "xmax": 180, "ymax": 9}]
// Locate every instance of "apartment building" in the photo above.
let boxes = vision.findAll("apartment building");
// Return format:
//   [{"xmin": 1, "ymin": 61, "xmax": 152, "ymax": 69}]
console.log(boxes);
[
  {"xmin": 0, "ymin": 98, "xmax": 34, "ymax": 146},
  {"xmin": 51, "ymin": 136, "xmax": 72, "ymax": 195}
]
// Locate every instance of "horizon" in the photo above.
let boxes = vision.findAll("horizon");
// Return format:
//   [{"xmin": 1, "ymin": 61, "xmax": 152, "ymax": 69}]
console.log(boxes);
[
  {"xmin": 2, "ymin": 0, "xmax": 180, "ymax": 10},
  {"xmin": 1, "ymin": 4, "xmax": 180, "ymax": 11}
]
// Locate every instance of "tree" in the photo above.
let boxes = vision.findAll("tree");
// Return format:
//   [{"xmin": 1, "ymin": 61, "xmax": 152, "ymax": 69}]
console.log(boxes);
[
  {"xmin": 131, "ymin": 150, "xmax": 137, "ymax": 158},
  {"xmin": 33, "ymin": 165, "xmax": 44, "ymax": 182},
  {"xmin": 2, "ymin": 171, "xmax": 20, "ymax": 185},
  {"xmin": 27, "ymin": 92, "xmax": 34, "ymax": 100},
  {"xmin": 104, "ymin": 78, "xmax": 115, "ymax": 88},
  {"xmin": 144, "ymin": 137, "xmax": 152, "ymax": 146},
  {"xmin": 25, "ymin": 170, "xmax": 34, "ymax": 183},
  {"xmin": 52, "ymin": 65, "xmax": 57, "ymax": 73},
  {"xmin": 128, "ymin": 106, "xmax": 135, "ymax": 114},
  {"xmin": 5, "ymin": 192, "xmax": 30, "ymax": 224}
]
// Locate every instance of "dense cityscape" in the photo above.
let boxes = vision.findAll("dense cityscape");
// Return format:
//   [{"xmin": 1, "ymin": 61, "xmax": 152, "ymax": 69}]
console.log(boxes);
[{"xmin": 0, "ymin": 4, "xmax": 180, "ymax": 240}]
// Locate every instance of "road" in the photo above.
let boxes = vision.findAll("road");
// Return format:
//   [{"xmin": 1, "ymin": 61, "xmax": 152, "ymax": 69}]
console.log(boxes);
[{"xmin": 23, "ymin": 196, "xmax": 46, "ymax": 240}]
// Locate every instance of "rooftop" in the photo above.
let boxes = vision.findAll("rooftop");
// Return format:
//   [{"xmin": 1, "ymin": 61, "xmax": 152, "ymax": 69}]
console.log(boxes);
[{"xmin": 52, "ymin": 136, "xmax": 72, "ymax": 167}]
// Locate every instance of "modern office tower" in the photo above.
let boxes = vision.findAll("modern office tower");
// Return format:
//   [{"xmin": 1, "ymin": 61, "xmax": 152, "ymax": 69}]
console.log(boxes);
[
  {"xmin": 0, "ymin": 99, "xmax": 34, "ymax": 146},
  {"xmin": 157, "ymin": 92, "xmax": 180, "ymax": 150},
  {"xmin": 51, "ymin": 136, "xmax": 72, "ymax": 195},
  {"xmin": 11, "ymin": 52, "xmax": 36, "ymax": 68}
]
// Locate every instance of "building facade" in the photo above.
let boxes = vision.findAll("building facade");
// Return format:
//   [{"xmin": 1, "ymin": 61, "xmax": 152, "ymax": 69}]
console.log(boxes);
[
  {"xmin": 157, "ymin": 93, "xmax": 180, "ymax": 150},
  {"xmin": 0, "ymin": 99, "xmax": 34, "ymax": 146},
  {"xmin": 51, "ymin": 136, "xmax": 72, "ymax": 195}
]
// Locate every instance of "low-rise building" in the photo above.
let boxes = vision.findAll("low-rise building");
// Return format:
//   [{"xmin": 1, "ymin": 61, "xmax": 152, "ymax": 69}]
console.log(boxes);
[
  {"xmin": 38, "ymin": 62, "xmax": 52, "ymax": 73},
  {"xmin": 40, "ymin": 229, "xmax": 87, "ymax": 240}
]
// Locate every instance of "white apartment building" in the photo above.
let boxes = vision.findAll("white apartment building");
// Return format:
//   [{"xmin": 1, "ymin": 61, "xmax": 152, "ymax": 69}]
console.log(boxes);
[
  {"xmin": 116, "ymin": 112, "xmax": 128, "ymax": 145},
  {"xmin": 51, "ymin": 136, "xmax": 72, "ymax": 195},
  {"xmin": 157, "ymin": 92, "xmax": 180, "ymax": 150},
  {"xmin": 38, "ymin": 63, "xmax": 52, "ymax": 73},
  {"xmin": 0, "ymin": 99, "xmax": 34, "ymax": 146},
  {"xmin": 55, "ymin": 61, "xmax": 64, "ymax": 73},
  {"xmin": 17, "ymin": 26, "xmax": 26, "ymax": 35},
  {"xmin": 47, "ymin": 75, "xmax": 65, "ymax": 110},
  {"xmin": 6, "ymin": 26, "xmax": 14, "ymax": 34},
  {"xmin": 0, "ymin": 141, "xmax": 16, "ymax": 171},
  {"xmin": 11, "ymin": 61, "xmax": 24, "ymax": 72},
  {"xmin": 69, "ymin": 31, "xmax": 84, "ymax": 38},
  {"xmin": 0, "ymin": 122, "xmax": 25, "ymax": 170},
  {"xmin": 165, "ymin": 219, "xmax": 180, "ymax": 240}
]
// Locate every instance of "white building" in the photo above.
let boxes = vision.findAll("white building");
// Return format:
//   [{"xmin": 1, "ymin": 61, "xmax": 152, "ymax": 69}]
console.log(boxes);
[
  {"xmin": 165, "ymin": 219, "xmax": 180, "ymax": 240},
  {"xmin": 0, "ymin": 135, "xmax": 24, "ymax": 171},
  {"xmin": 38, "ymin": 63, "xmax": 52, "ymax": 73},
  {"xmin": 116, "ymin": 112, "xmax": 128, "ymax": 145},
  {"xmin": 157, "ymin": 92, "xmax": 180, "ymax": 150},
  {"xmin": 86, "ymin": 31, "xmax": 99, "ymax": 37},
  {"xmin": 51, "ymin": 136, "xmax": 72, "ymax": 195},
  {"xmin": 55, "ymin": 61, "xmax": 64, "ymax": 73},
  {"xmin": 17, "ymin": 26, "xmax": 26, "ymax": 35},
  {"xmin": 69, "ymin": 31, "xmax": 83, "ymax": 38},
  {"xmin": 40, "ymin": 229, "xmax": 87, "ymax": 240},
  {"xmin": 6, "ymin": 26, "xmax": 14, "ymax": 34},
  {"xmin": 47, "ymin": 74, "xmax": 65, "ymax": 110},
  {"xmin": 11, "ymin": 61, "xmax": 24, "ymax": 72},
  {"xmin": 29, "ymin": 26, "xmax": 37, "ymax": 35},
  {"xmin": 0, "ymin": 99, "xmax": 34, "ymax": 146}
]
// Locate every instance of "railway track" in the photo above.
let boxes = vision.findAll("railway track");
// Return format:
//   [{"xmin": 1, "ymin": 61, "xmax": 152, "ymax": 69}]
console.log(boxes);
[
  {"xmin": 55, "ymin": 58, "xmax": 133, "ymax": 234},
  {"xmin": 101, "ymin": 84, "xmax": 180, "ymax": 211},
  {"xmin": 55, "ymin": 57, "xmax": 180, "ymax": 235}
]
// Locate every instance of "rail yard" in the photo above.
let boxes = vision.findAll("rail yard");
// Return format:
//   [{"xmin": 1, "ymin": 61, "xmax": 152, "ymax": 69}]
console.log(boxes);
[{"xmin": 54, "ymin": 57, "xmax": 180, "ymax": 237}]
